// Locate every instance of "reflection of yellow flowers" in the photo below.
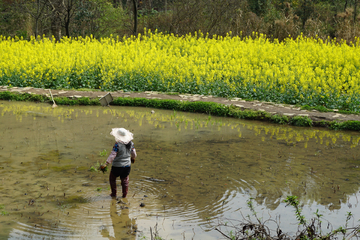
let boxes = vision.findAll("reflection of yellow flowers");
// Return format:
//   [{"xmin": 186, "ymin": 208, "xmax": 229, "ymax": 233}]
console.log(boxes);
[{"xmin": 1, "ymin": 103, "xmax": 360, "ymax": 149}]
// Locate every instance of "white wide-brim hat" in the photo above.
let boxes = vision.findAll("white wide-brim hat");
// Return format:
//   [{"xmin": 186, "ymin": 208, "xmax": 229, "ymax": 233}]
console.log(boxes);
[{"xmin": 110, "ymin": 128, "xmax": 133, "ymax": 144}]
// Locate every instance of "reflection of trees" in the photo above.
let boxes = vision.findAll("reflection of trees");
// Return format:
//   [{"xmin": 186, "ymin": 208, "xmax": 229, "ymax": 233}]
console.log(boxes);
[
  {"xmin": 139, "ymin": 131, "xmax": 360, "ymax": 217},
  {"xmin": 254, "ymin": 188, "xmax": 284, "ymax": 210}
]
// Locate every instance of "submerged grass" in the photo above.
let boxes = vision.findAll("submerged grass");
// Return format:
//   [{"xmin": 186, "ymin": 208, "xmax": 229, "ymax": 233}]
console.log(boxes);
[
  {"xmin": 63, "ymin": 196, "xmax": 88, "ymax": 204},
  {"xmin": 0, "ymin": 204, "xmax": 8, "ymax": 216},
  {"xmin": 1, "ymin": 91, "xmax": 359, "ymax": 131}
]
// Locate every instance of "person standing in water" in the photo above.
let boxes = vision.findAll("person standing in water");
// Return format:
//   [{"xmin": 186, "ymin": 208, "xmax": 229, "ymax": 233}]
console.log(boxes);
[{"xmin": 102, "ymin": 128, "xmax": 137, "ymax": 198}]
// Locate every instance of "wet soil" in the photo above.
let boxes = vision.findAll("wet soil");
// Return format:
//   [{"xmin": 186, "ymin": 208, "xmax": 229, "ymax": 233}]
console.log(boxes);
[{"xmin": 1, "ymin": 86, "xmax": 360, "ymax": 123}]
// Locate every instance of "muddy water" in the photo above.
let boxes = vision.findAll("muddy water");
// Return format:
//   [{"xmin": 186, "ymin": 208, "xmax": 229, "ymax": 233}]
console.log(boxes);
[{"xmin": 0, "ymin": 100, "xmax": 360, "ymax": 239}]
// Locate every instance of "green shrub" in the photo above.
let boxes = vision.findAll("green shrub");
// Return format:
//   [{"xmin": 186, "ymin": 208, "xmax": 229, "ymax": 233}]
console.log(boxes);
[
  {"xmin": 290, "ymin": 116, "xmax": 313, "ymax": 127},
  {"xmin": 327, "ymin": 121, "xmax": 341, "ymax": 130},
  {"xmin": 301, "ymin": 105, "xmax": 332, "ymax": 112},
  {"xmin": 112, "ymin": 97, "xmax": 133, "ymax": 106},
  {"xmin": 339, "ymin": 121, "xmax": 360, "ymax": 131},
  {"xmin": 183, "ymin": 101, "xmax": 227, "ymax": 115},
  {"xmin": 52, "ymin": 97, "xmax": 100, "ymax": 106},
  {"xmin": 0, "ymin": 91, "xmax": 48, "ymax": 102},
  {"xmin": 159, "ymin": 99, "xmax": 181, "ymax": 110},
  {"xmin": 53, "ymin": 97, "xmax": 73, "ymax": 105},
  {"xmin": 270, "ymin": 114, "xmax": 289, "ymax": 124},
  {"xmin": 78, "ymin": 97, "xmax": 91, "ymax": 105},
  {"xmin": 0, "ymin": 91, "xmax": 12, "ymax": 100}
]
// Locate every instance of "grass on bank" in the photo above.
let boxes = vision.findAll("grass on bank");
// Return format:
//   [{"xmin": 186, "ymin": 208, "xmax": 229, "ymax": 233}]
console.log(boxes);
[{"xmin": 1, "ymin": 91, "xmax": 360, "ymax": 131}]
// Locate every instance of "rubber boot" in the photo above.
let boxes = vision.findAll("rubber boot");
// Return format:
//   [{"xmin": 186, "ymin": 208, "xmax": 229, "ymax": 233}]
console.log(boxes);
[
  {"xmin": 109, "ymin": 172, "xmax": 117, "ymax": 198},
  {"xmin": 121, "ymin": 176, "xmax": 129, "ymax": 198},
  {"xmin": 122, "ymin": 185, "xmax": 128, "ymax": 198}
]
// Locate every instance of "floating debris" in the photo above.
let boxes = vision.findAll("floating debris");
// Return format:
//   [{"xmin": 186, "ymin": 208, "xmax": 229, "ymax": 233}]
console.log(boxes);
[{"xmin": 145, "ymin": 177, "xmax": 165, "ymax": 182}]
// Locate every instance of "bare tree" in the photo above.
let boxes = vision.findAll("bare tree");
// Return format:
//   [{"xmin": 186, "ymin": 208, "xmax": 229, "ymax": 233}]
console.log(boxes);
[
  {"xmin": 296, "ymin": 0, "xmax": 314, "ymax": 31},
  {"xmin": 47, "ymin": 0, "xmax": 62, "ymax": 40},
  {"xmin": 354, "ymin": 0, "xmax": 358, "ymax": 24},
  {"xmin": 132, "ymin": 0, "xmax": 138, "ymax": 35},
  {"xmin": 14, "ymin": 0, "xmax": 47, "ymax": 37},
  {"xmin": 46, "ymin": 0, "xmax": 81, "ymax": 39},
  {"xmin": 63, "ymin": 0, "xmax": 77, "ymax": 37}
]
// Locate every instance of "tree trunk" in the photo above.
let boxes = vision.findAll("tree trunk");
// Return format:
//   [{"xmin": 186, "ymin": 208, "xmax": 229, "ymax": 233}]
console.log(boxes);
[
  {"xmin": 34, "ymin": 0, "xmax": 40, "ymax": 37},
  {"xmin": 64, "ymin": 0, "xmax": 71, "ymax": 37},
  {"xmin": 35, "ymin": 18, "xmax": 39, "ymax": 37},
  {"xmin": 65, "ymin": 16, "xmax": 70, "ymax": 37},
  {"xmin": 51, "ymin": 11, "xmax": 62, "ymax": 41},
  {"xmin": 344, "ymin": 0, "xmax": 348, "ymax": 11},
  {"xmin": 354, "ymin": 0, "xmax": 357, "ymax": 24},
  {"xmin": 132, "ymin": 0, "xmax": 137, "ymax": 35},
  {"xmin": 328, "ymin": 0, "xmax": 337, "ymax": 39},
  {"xmin": 113, "ymin": 0, "xmax": 121, "ymax": 8}
]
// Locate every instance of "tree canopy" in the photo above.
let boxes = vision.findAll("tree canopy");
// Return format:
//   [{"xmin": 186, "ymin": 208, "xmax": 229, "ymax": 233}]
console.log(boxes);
[{"xmin": 1, "ymin": 0, "xmax": 359, "ymax": 42}]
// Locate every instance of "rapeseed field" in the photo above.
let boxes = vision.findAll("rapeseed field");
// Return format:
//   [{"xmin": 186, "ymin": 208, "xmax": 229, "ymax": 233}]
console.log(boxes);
[{"xmin": 1, "ymin": 30, "xmax": 360, "ymax": 111}]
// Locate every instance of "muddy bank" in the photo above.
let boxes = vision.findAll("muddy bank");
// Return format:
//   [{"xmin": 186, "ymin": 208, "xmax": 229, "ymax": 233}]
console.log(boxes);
[{"xmin": 1, "ymin": 85, "xmax": 360, "ymax": 126}]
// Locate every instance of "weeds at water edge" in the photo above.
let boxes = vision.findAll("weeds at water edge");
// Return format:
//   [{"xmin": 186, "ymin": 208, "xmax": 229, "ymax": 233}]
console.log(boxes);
[
  {"xmin": 212, "ymin": 196, "xmax": 360, "ymax": 240},
  {"xmin": 0, "ymin": 204, "xmax": 9, "ymax": 216}
]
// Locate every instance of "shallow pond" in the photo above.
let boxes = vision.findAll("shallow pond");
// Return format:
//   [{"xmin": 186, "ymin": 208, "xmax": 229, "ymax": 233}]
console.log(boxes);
[{"xmin": 1, "ymin": 100, "xmax": 360, "ymax": 239}]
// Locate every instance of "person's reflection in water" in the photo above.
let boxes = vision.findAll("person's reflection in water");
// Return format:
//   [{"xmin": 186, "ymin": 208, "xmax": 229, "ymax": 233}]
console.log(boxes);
[{"xmin": 101, "ymin": 199, "xmax": 137, "ymax": 240}]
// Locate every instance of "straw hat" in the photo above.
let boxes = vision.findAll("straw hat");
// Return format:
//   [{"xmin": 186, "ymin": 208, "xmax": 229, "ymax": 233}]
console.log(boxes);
[{"xmin": 110, "ymin": 128, "xmax": 133, "ymax": 144}]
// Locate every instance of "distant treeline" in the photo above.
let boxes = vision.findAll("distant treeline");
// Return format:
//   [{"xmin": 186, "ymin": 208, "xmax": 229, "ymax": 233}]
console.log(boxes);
[{"xmin": 1, "ymin": 0, "xmax": 359, "ymax": 42}]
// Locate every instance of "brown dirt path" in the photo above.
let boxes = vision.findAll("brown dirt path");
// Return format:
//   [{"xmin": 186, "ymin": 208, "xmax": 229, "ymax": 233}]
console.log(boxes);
[{"xmin": 2, "ymin": 86, "xmax": 360, "ymax": 123}]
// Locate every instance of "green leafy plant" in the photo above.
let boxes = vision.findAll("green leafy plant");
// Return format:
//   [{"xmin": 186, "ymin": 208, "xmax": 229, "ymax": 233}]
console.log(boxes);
[
  {"xmin": 345, "ymin": 212, "xmax": 353, "ymax": 228},
  {"xmin": 1, "ymin": 211, "xmax": 9, "ymax": 216},
  {"xmin": 0, "ymin": 204, "xmax": 8, "ymax": 215},
  {"xmin": 89, "ymin": 166, "xmax": 97, "ymax": 172},
  {"xmin": 99, "ymin": 149, "xmax": 108, "ymax": 157},
  {"xmin": 89, "ymin": 161, "xmax": 108, "ymax": 174},
  {"xmin": 247, "ymin": 198, "xmax": 257, "ymax": 217},
  {"xmin": 212, "ymin": 196, "xmax": 360, "ymax": 239},
  {"xmin": 284, "ymin": 196, "xmax": 307, "ymax": 226}
]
